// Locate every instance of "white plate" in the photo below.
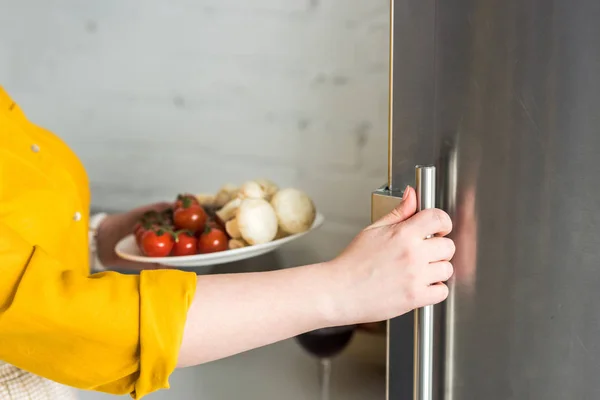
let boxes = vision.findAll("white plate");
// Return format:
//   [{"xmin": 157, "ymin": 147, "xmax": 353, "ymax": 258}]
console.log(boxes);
[{"xmin": 115, "ymin": 213, "xmax": 325, "ymax": 268}]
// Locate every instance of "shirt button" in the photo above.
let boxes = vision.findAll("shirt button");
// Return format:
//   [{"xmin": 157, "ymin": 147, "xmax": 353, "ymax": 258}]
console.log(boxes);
[
  {"xmin": 31, "ymin": 144, "xmax": 40, "ymax": 153},
  {"xmin": 73, "ymin": 211, "xmax": 82, "ymax": 221}
]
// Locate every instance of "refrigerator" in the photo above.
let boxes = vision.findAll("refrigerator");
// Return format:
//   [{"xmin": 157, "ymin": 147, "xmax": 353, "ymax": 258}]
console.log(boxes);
[{"xmin": 372, "ymin": 0, "xmax": 600, "ymax": 399}]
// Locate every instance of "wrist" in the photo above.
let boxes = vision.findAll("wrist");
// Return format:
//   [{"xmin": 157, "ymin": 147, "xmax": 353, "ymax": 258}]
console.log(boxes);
[{"xmin": 301, "ymin": 261, "xmax": 349, "ymax": 329}]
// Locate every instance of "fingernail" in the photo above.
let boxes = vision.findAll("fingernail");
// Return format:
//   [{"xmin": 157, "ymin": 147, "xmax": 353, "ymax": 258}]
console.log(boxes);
[{"xmin": 402, "ymin": 185, "xmax": 410, "ymax": 201}]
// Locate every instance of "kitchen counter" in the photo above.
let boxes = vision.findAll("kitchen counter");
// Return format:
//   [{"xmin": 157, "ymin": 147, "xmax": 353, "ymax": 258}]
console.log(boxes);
[{"xmin": 79, "ymin": 332, "xmax": 386, "ymax": 400}]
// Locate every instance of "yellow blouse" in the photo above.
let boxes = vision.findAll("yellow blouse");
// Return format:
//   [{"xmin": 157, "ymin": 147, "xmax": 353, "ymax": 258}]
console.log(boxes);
[{"xmin": 0, "ymin": 87, "xmax": 197, "ymax": 399}]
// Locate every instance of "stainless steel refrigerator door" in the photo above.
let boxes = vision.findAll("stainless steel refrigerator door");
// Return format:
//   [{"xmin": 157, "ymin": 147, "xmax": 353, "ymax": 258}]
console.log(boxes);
[
  {"xmin": 385, "ymin": 2, "xmax": 441, "ymax": 400},
  {"xmin": 387, "ymin": 0, "xmax": 600, "ymax": 399}
]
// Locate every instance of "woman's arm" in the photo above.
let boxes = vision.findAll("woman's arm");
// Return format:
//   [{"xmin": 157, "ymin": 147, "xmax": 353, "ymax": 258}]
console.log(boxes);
[
  {"xmin": 176, "ymin": 187, "xmax": 455, "ymax": 367},
  {"xmin": 177, "ymin": 263, "xmax": 333, "ymax": 367}
]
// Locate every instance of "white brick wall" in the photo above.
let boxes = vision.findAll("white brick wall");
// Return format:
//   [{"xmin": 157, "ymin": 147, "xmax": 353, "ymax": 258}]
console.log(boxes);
[{"xmin": 0, "ymin": 0, "xmax": 390, "ymax": 267}]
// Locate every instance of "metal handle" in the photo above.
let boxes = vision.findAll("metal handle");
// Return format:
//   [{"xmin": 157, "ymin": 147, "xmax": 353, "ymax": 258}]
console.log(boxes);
[{"xmin": 414, "ymin": 165, "xmax": 436, "ymax": 400}]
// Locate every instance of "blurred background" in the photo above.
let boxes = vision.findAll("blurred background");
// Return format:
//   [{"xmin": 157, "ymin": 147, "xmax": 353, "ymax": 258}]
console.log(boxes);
[{"xmin": 0, "ymin": 0, "xmax": 390, "ymax": 398}]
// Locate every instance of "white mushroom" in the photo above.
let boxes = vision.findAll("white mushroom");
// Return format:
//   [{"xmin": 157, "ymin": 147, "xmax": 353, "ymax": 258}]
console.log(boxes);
[
  {"xmin": 214, "ymin": 184, "xmax": 239, "ymax": 208},
  {"xmin": 215, "ymin": 197, "xmax": 242, "ymax": 222},
  {"xmin": 225, "ymin": 218, "xmax": 242, "ymax": 239},
  {"xmin": 238, "ymin": 181, "xmax": 268, "ymax": 200},
  {"xmin": 237, "ymin": 179, "xmax": 280, "ymax": 201},
  {"xmin": 228, "ymin": 238, "xmax": 248, "ymax": 250},
  {"xmin": 236, "ymin": 198, "xmax": 279, "ymax": 245},
  {"xmin": 255, "ymin": 179, "xmax": 279, "ymax": 199},
  {"xmin": 270, "ymin": 188, "xmax": 316, "ymax": 234}
]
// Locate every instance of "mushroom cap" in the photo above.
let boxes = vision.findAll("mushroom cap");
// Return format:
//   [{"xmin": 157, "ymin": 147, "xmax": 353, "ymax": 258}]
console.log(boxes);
[
  {"xmin": 255, "ymin": 179, "xmax": 279, "ymax": 198},
  {"xmin": 225, "ymin": 218, "xmax": 242, "ymax": 239},
  {"xmin": 215, "ymin": 197, "xmax": 242, "ymax": 222},
  {"xmin": 270, "ymin": 188, "xmax": 316, "ymax": 234},
  {"xmin": 238, "ymin": 181, "xmax": 268, "ymax": 200},
  {"xmin": 236, "ymin": 198, "xmax": 279, "ymax": 245}
]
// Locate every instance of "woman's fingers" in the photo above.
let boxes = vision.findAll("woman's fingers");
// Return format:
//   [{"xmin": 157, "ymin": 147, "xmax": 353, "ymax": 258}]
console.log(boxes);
[
  {"xmin": 423, "ymin": 237, "xmax": 456, "ymax": 262},
  {"xmin": 370, "ymin": 186, "xmax": 418, "ymax": 229},
  {"xmin": 425, "ymin": 261, "xmax": 454, "ymax": 285},
  {"xmin": 424, "ymin": 282, "xmax": 450, "ymax": 306},
  {"xmin": 404, "ymin": 208, "xmax": 453, "ymax": 238}
]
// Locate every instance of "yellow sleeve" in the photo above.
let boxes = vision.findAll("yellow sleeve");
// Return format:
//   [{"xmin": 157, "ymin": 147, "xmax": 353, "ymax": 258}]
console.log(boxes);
[{"xmin": 0, "ymin": 221, "xmax": 197, "ymax": 399}]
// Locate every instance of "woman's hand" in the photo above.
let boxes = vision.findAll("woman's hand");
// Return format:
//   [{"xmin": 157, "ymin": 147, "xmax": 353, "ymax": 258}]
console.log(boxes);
[
  {"xmin": 95, "ymin": 202, "xmax": 172, "ymax": 270},
  {"xmin": 325, "ymin": 185, "xmax": 455, "ymax": 326}
]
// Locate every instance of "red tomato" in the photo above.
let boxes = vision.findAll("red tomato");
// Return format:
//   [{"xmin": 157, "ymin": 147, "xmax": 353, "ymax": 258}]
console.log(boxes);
[
  {"xmin": 135, "ymin": 221, "xmax": 164, "ymax": 247},
  {"xmin": 140, "ymin": 229, "xmax": 174, "ymax": 257},
  {"xmin": 171, "ymin": 231, "xmax": 198, "ymax": 257},
  {"xmin": 175, "ymin": 194, "xmax": 200, "ymax": 210},
  {"xmin": 198, "ymin": 227, "xmax": 229, "ymax": 254},
  {"xmin": 174, "ymin": 203, "xmax": 207, "ymax": 233}
]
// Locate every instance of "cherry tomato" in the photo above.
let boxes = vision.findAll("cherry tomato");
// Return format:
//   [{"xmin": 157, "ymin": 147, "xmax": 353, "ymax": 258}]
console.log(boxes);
[
  {"xmin": 171, "ymin": 231, "xmax": 198, "ymax": 257},
  {"xmin": 174, "ymin": 202, "xmax": 207, "ymax": 233},
  {"xmin": 135, "ymin": 211, "xmax": 166, "ymax": 239},
  {"xmin": 198, "ymin": 226, "xmax": 228, "ymax": 254},
  {"xmin": 175, "ymin": 194, "xmax": 200, "ymax": 210},
  {"xmin": 135, "ymin": 221, "xmax": 163, "ymax": 246},
  {"xmin": 140, "ymin": 229, "xmax": 174, "ymax": 257},
  {"xmin": 134, "ymin": 221, "xmax": 154, "ymax": 246}
]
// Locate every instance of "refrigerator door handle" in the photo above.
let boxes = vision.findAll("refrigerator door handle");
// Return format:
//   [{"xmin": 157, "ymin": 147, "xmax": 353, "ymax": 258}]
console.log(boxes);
[{"xmin": 414, "ymin": 165, "xmax": 436, "ymax": 400}]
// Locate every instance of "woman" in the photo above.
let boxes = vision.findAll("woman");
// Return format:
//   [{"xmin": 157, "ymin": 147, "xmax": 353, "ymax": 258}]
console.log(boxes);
[{"xmin": 0, "ymin": 86, "xmax": 455, "ymax": 399}]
